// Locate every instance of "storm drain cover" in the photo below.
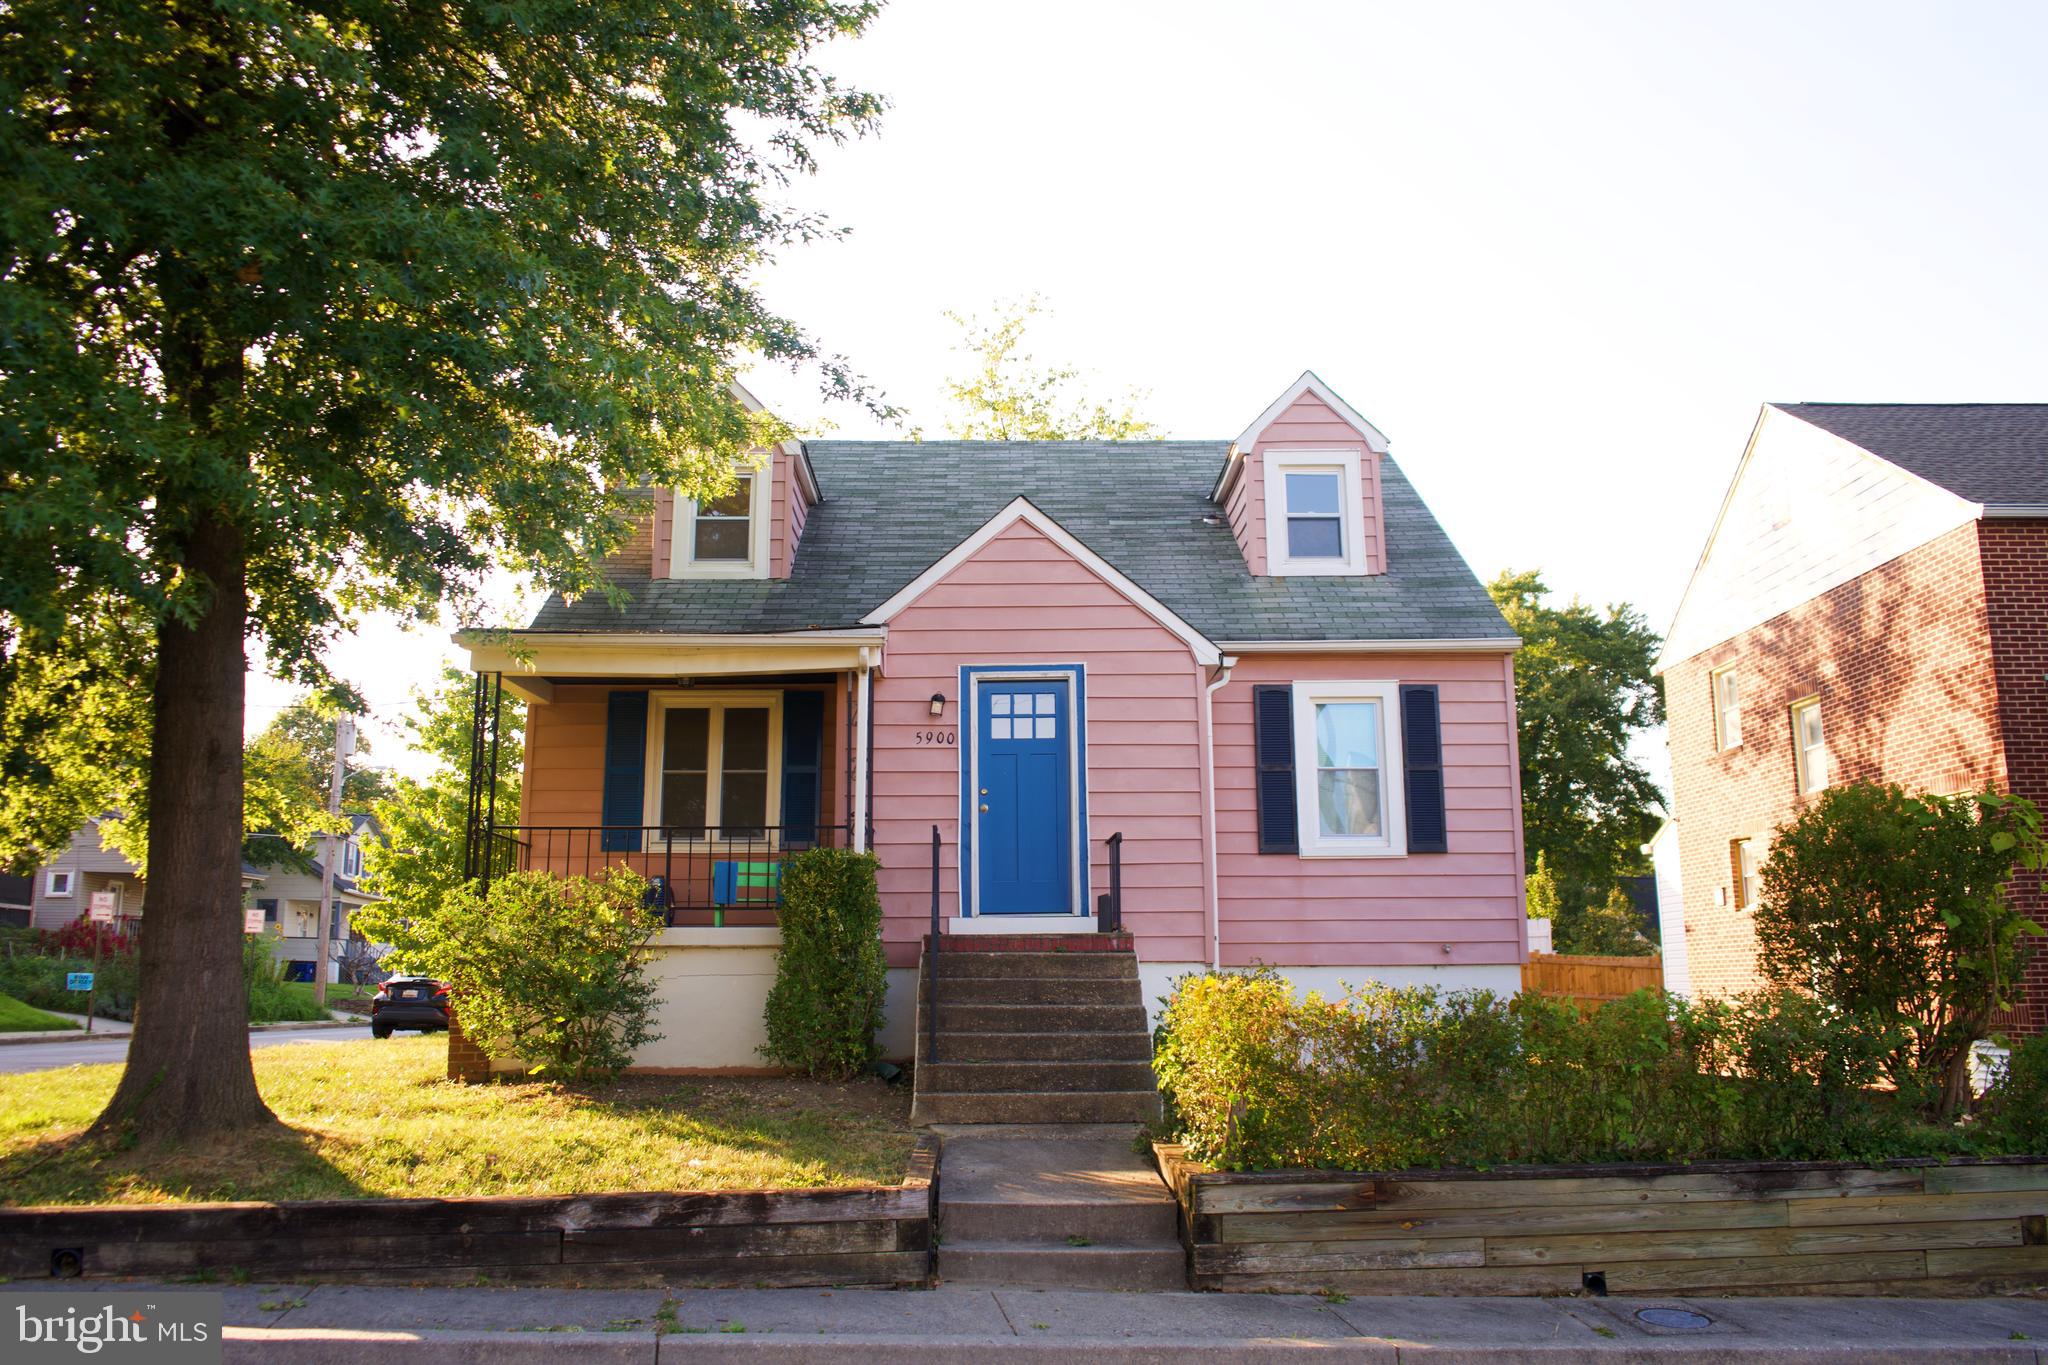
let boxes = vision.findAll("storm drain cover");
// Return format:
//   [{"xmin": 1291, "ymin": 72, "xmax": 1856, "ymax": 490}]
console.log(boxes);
[{"xmin": 1636, "ymin": 1308, "xmax": 1713, "ymax": 1331}]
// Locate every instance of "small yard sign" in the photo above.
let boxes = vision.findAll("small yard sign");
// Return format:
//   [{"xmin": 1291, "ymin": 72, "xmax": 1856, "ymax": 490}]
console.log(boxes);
[
  {"xmin": 243, "ymin": 907, "xmax": 267, "ymax": 934},
  {"xmin": 88, "ymin": 891, "xmax": 116, "ymax": 923},
  {"xmin": 66, "ymin": 972, "xmax": 93, "ymax": 992}
]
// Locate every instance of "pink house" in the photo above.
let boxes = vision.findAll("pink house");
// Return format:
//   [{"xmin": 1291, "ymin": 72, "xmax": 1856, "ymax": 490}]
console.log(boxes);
[{"xmin": 458, "ymin": 372, "xmax": 1526, "ymax": 1103}]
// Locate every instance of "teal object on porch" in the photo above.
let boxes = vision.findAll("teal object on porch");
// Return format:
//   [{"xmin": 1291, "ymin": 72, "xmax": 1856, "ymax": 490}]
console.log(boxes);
[{"xmin": 712, "ymin": 860, "xmax": 781, "ymax": 927}]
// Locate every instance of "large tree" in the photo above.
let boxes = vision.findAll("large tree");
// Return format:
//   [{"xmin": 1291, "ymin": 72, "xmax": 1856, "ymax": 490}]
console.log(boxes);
[
  {"xmin": 939, "ymin": 296, "xmax": 1158, "ymax": 440},
  {"xmin": 1, "ymin": 0, "xmax": 884, "ymax": 1142},
  {"xmin": 1489, "ymin": 570, "xmax": 1665, "ymax": 899}
]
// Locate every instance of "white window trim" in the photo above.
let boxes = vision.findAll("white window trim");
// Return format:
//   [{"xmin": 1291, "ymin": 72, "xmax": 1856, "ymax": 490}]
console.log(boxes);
[
  {"xmin": 1291, "ymin": 680, "xmax": 1407, "ymax": 858},
  {"xmin": 670, "ymin": 466, "xmax": 771, "ymax": 580},
  {"xmin": 1263, "ymin": 450, "xmax": 1367, "ymax": 577},
  {"xmin": 1711, "ymin": 665, "xmax": 1742, "ymax": 750},
  {"xmin": 1791, "ymin": 696, "xmax": 1828, "ymax": 795},
  {"xmin": 643, "ymin": 690, "xmax": 785, "ymax": 844},
  {"xmin": 45, "ymin": 869, "xmax": 74, "ymax": 897}
]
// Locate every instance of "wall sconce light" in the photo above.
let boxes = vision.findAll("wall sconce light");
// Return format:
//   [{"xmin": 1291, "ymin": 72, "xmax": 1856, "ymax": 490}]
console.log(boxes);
[{"xmin": 928, "ymin": 693, "xmax": 946, "ymax": 717}]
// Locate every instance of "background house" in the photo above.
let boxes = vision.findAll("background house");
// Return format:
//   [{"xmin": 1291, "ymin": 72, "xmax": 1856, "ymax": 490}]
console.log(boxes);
[
  {"xmin": 250, "ymin": 814, "xmax": 382, "ymax": 983},
  {"xmin": 1659, "ymin": 403, "xmax": 2048, "ymax": 1037}
]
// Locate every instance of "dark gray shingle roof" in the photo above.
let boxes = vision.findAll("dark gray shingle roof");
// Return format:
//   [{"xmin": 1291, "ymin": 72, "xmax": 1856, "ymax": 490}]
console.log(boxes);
[
  {"xmin": 528, "ymin": 440, "xmax": 1510, "ymax": 643},
  {"xmin": 1776, "ymin": 403, "xmax": 2048, "ymax": 507}
]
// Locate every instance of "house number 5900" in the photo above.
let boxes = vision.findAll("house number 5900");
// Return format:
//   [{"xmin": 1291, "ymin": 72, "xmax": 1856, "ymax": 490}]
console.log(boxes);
[{"xmin": 914, "ymin": 730, "xmax": 956, "ymax": 746}]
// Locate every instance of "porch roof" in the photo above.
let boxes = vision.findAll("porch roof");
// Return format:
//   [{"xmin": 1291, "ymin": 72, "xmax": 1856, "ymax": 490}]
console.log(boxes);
[{"xmin": 518, "ymin": 439, "xmax": 1512, "ymax": 646}]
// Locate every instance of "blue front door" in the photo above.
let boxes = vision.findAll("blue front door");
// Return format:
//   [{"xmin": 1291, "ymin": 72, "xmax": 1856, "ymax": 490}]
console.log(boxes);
[{"xmin": 975, "ymin": 679, "xmax": 1072, "ymax": 915}]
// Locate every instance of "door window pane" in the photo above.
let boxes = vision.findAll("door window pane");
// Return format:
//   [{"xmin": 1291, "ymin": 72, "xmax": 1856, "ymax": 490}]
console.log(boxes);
[{"xmin": 1314, "ymin": 701, "xmax": 1383, "ymax": 837}]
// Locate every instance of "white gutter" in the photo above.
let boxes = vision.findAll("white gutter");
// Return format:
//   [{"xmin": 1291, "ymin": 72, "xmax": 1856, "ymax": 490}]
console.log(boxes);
[
  {"xmin": 1201, "ymin": 655, "xmax": 1238, "ymax": 970},
  {"xmin": 1217, "ymin": 637, "xmax": 1522, "ymax": 654},
  {"xmin": 852, "ymin": 647, "xmax": 873, "ymax": 854},
  {"xmin": 1980, "ymin": 504, "xmax": 2048, "ymax": 518}
]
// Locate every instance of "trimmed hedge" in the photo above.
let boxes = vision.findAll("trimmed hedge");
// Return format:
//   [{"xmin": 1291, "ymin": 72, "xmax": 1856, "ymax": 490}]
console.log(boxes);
[
  {"xmin": 761, "ymin": 847, "xmax": 886, "ymax": 1079},
  {"xmin": 1153, "ymin": 969, "xmax": 2045, "ymax": 1171}
]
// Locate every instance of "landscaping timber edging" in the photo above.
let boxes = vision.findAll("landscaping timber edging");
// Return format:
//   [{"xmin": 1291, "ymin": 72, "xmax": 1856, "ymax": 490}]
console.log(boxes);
[
  {"xmin": 1153, "ymin": 1144, "xmax": 2048, "ymax": 1297},
  {"xmin": 0, "ymin": 1136, "xmax": 936, "ymax": 1289}
]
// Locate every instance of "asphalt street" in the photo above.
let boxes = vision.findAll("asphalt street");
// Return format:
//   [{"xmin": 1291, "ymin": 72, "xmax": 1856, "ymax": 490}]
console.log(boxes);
[{"xmin": 0, "ymin": 1024, "xmax": 376, "ymax": 1073}]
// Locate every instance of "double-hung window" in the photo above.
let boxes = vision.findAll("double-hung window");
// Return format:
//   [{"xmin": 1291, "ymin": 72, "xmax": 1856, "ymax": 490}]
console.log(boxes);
[
  {"xmin": 1290, "ymin": 680, "xmax": 1406, "ymax": 856},
  {"xmin": 1791, "ymin": 698, "xmax": 1827, "ymax": 794},
  {"xmin": 649, "ymin": 694, "xmax": 782, "ymax": 840},
  {"xmin": 1732, "ymin": 837, "xmax": 1761, "ymax": 910},
  {"xmin": 1711, "ymin": 666, "xmax": 1741, "ymax": 749},
  {"xmin": 673, "ymin": 468, "xmax": 770, "ymax": 578},
  {"xmin": 1263, "ymin": 452, "xmax": 1368, "ymax": 575}
]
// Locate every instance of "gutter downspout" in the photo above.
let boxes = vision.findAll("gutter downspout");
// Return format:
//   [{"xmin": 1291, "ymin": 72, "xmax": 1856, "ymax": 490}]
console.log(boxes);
[
  {"xmin": 1201, "ymin": 655, "xmax": 1238, "ymax": 970},
  {"xmin": 852, "ymin": 648, "xmax": 874, "ymax": 853}
]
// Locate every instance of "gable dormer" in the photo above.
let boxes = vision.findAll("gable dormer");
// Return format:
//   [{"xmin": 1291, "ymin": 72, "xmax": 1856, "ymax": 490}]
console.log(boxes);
[
  {"xmin": 1213, "ymin": 371, "xmax": 1390, "ymax": 578},
  {"xmin": 657, "ymin": 381, "xmax": 821, "ymax": 582}
]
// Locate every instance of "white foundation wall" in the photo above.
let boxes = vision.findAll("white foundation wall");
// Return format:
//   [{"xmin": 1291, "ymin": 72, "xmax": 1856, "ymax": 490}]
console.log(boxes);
[
  {"xmin": 632, "ymin": 929, "xmax": 782, "ymax": 1070},
  {"xmin": 1136, "ymin": 962, "xmax": 1525, "ymax": 1033}
]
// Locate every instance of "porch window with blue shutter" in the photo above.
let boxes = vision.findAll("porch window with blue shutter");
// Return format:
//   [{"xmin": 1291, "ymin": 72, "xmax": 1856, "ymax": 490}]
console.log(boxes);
[
  {"xmin": 1253, "ymin": 685, "xmax": 1298, "ymax": 854},
  {"xmin": 781, "ymin": 690, "xmax": 824, "ymax": 847},
  {"xmin": 1400, "ymin": 684, "xmax": 1448, "ymax": 854},
  {"xmin": 601, "ymin": 691, "xmax": 649, "ymax": 852}
]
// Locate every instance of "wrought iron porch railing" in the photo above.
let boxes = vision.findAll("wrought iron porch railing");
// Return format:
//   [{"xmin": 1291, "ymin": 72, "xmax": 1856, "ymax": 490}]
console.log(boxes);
[{"xmin": 476, "ymin": 823, "xmax": 853, "ymax": 928}]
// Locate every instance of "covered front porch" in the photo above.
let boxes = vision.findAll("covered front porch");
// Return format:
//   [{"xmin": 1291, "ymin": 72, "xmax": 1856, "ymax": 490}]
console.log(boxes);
[{"xmin": 458, "ymin": 630, "xmax": 883, "ymax": 930}]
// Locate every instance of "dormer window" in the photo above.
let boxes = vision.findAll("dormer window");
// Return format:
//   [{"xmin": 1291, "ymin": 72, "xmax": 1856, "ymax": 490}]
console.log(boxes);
[
  {"xmin": 672, "ymin": 465, "xmax": 771, "ymax": 579},
  {"xmin": 1264, "ymin": 451, "xmax": 1367, "ymax": 576}
]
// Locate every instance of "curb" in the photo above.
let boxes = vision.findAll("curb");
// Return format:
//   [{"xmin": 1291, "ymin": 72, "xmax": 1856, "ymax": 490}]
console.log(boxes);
[{"xmin": 0, "ymin": 1018, "xmax": 364, "ymax": 1047}]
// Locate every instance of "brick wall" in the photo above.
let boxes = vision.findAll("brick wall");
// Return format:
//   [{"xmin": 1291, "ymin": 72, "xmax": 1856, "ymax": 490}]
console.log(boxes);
[
  {"xmin": 1666, "ymin": 521, "xmax": 2009, "ymax": 1004},
  {"xmin": 1979, "ymin": 518, "xmax": 2048, "ymax": 1036},
  {"xmin": 445, "ymin": 1010, "xmax": 492, "ymax": 1083}
]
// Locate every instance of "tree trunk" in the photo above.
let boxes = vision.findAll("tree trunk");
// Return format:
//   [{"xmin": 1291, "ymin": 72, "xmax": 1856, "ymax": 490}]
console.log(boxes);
[{"xmin": 90, "ymin": 508, "xmax": 276, "ymax": 1142}]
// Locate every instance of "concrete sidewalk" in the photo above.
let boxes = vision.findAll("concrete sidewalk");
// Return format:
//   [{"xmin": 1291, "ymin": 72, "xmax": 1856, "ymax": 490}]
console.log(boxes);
[{"xmin": 61, "ymin": 1281, "xmax": 2048, "ymax": 1362}]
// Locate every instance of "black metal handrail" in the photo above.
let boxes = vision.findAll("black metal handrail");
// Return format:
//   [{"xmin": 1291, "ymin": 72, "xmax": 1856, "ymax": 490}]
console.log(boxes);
[
  {"xmin": 478, "ymin": 822, "xmax": 852, "ymax": 927},
  {"xmin": 1103, "ymin": 830, "xmax": 1124, "ymax": 934},
  {"xmin": 926, "ymin": 823, "xmax": 940, "ymax": 1065}
]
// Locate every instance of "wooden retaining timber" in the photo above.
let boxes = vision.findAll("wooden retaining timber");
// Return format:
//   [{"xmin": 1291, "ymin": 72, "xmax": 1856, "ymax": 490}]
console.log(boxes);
[
  {"xmin": 0, "ymin": 1137, "xmax": 935, "ymax": 1288},
  {"xmin": 1520, "ymin": 952, "xmax": 1664, "ymax": 1007},
  {"xmin": 1154, "ymin": 1145, "xmax": 2048, "ymax": 1296}
]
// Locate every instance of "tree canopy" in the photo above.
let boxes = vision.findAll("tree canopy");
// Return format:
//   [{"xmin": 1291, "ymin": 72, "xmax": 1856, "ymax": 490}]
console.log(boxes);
[
  {"xmin": 938, "ymin": 296, "xmax": 1158, "ymax": 440},
  {"xmin": 1489, "ymin": 570, "xmax": 1665, "ymax": 900},
  {"xmin": 1, "ymin": 0, "xmax": 886, "ymax": 1141}
]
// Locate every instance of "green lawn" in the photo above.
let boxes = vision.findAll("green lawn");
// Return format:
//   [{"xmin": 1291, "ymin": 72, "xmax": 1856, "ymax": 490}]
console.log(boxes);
[
  {"xmin": 0, "ymin": 992, "xmax": 76, "ymax": 1033},
  {"xmin": 0, "ymin": 1035, "xmax": 917, "ymax": 1206}
]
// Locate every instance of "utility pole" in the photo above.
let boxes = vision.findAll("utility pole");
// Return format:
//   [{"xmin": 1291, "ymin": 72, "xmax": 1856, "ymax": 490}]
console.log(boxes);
[{"xmin": 313, "ymin": 714, "xmax": 354, "ymax": 1009}]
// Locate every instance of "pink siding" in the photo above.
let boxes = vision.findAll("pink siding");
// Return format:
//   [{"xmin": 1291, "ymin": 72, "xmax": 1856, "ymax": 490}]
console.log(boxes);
[
  {"xmin": 871, "ymin": 520, "xmax": 1210, "ymax": 967},
  {"xmin": 787, "ymin": 453, "xmax": 810, "ymax": 572},
  {"xmin": 768, "ymin": 455, "xmax": 790, "ymax": 579},
  {"xmin": 650, "ymin": 490, "xmax": 675, "ymax": 577},
  {"xmin": 1227, "ymin": 389, "xmax": 1387, "ymax": 577},
  {"xmin": 1211, "ymin": 652, "xmax": 1525, "ymax": 968}
]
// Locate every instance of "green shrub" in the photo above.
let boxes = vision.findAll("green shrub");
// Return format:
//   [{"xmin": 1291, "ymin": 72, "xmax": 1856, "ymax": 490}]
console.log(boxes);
[
  {"xmin": 242, "ymin": 931, "xmax": 329, "ymax": 1023},
  {"xmin": 0, "ymin": 949, "xmax": 138, "ymax": 1021},
  {"xmin": 1977, "ymin": 1032, "xmax": 2048, "ymax": 1153},
  {"xmin": 1154, "ymin": 970, "xmax": 2020, "ymax": 1171},
  {"xmin": 761, "ymin": 847, "xmax": 885, "ymax": 1079},
  {"xmin": 403, "ymin": 867, "xmax": 665, "ymax": 1081},
  {"xmin": 1757, "ymin": 783, "xmax": 2047, "ymax": 1117}
]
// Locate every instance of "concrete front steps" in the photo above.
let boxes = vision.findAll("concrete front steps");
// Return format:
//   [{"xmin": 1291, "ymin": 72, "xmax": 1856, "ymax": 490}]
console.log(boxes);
[
  {"xmin": 909, "ymin": 937, "xmax": 1162, "ymax": 1127},
  {"xmin": 934, "ymin": 1128, "xmax": 1186, "ymax": 1291}
]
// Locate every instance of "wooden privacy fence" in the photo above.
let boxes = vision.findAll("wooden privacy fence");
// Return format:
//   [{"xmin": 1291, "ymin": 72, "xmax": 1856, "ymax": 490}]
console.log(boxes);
[
  {"xmin": 0, "ymin": 1137, "xmax": 935, "ymax": 1288},
  {"xmin": 1155, "ymin": 1146, "xmax": 2048, "ymax": 1296},
  {"xmin": 1521, "ymin": 952, "xmax": 1662, "ymax": 1006}
]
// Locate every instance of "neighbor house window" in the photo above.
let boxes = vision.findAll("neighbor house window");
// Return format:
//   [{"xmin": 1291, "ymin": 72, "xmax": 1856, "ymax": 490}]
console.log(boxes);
[
  {"xmin": 650, "ymin": 695, "xmax": 782, "ymax": 840},
  {"xmin": 342, "ymin": 840, "xmax": 362, "ymax": 879},
  {"xmin": 257, "ymin": 898, "xmax": 279, "ymax": 925},
  {"xmin": 1712, "ymin": 666, "xmax": 1741, "ymax": 749},
  {"xmin": 1290, "ymin": 680, "xmax": 1406, "ymax": 856},
  {"xmin": 1263, "ymin": 453, "xmax": 1368, "ymax": 576},
  {"xmin": 45, "ymin": 870, "xmax": 74, "ymax": 897},
  {"xmin": 1732, "ymin": 837, "xmax": 1760, "ymax": 910},
  {"xmin": 1791, "ymin": 698, "xmax": 1827, "ymax": 794}
]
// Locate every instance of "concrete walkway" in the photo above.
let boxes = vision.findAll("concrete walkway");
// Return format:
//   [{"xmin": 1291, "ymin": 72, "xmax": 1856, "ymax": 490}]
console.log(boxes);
[{"xmin": 47, "ymin": 1282, "xmax": 2048, "ymax": 1361}]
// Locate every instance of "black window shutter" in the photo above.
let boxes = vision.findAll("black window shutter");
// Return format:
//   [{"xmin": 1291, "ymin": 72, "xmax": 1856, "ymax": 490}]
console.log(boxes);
[
  {"xmin": 601, "ymin": 691, "xmax": 648, "ymax": 852},
  {"xmin": 1401, "ymin": 684, "xmax": 1448, "ymax": 854},
  {"xmin": 781, "ymin": 690, "xmax": 825, "ymax": 848},
  {"xmin": 1253, "ymin": 685, "xmax": 1298, "ymax": 854}
]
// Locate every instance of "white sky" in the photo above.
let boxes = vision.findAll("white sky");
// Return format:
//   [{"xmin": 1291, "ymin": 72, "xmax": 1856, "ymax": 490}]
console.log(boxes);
[{"xmin": 256, "ymin": 0, "xmax": 2048, "ymax": 784}]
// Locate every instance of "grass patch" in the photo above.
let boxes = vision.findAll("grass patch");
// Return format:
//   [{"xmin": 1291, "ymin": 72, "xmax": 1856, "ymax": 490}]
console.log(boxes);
[
  {"xmin": 0, "ymin": 993, "xmax": 76, "ymax": 1033},
  {"xmin": 0, "ymin": 1035, "xmax": 916, "ymax": 1206}
]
